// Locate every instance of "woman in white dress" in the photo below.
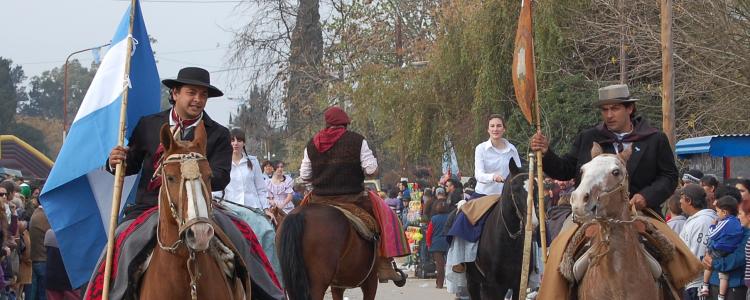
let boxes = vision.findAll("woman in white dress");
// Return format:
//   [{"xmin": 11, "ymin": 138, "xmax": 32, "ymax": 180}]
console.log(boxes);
[{"xmin": 266, "ymin": 161, "xmax": 295, "ymax": 214}]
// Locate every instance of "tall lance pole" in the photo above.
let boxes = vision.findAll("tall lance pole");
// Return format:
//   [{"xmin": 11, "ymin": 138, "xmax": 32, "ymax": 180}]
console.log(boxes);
[
  {"xmin": 519, "ymin": 152, "xmax": 536, "ymax": 300},
  {"xmin": 531, "ymin": 18, "xmax": 547, "ymax": 265},
  {"xmin": 102, "ymin": 0, "xmax": 137, "ymax": 298}
]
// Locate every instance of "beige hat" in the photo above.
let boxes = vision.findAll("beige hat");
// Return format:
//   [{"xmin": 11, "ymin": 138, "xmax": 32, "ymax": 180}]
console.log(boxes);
[{"xmin": 595, "ymin": 84, "xmax": 639, "ymax": 107}]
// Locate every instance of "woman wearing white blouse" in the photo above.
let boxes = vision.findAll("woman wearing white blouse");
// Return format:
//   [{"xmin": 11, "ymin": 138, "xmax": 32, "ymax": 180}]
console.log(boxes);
[
  {"xmin": 474, "ymin": 114, "xmax": 522, "ymax": 196},
  {"xmin": 267, "ymin": 161, "xmax": 295, "ymax": 213},
  {"xmin": 216, "ymin": 129, "xmax": 275, "ymax": 220}
]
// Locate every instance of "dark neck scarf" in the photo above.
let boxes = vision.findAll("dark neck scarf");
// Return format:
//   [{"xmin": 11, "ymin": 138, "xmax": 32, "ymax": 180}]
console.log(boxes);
[{"xmin": 313, "ymin": 127, "xmax": 347, "ymax": 153}]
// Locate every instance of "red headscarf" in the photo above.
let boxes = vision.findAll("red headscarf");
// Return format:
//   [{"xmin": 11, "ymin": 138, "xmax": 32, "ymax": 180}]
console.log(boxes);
[{"xmin": 313, "ymin": 107, "xmax": 350, "ymax": 153}]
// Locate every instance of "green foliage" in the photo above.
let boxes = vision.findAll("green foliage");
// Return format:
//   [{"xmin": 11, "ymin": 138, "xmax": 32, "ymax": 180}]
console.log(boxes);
[
  {"xmin": 22, "ymin": 60, "xmax": 97, "ymax": 122},
  {"xmin": 0, "ymin": 57, "xmax": 26, "ymax": 133}
]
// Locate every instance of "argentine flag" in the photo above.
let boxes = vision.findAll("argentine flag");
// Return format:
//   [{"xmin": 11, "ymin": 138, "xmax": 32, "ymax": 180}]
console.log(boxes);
[{"xmin": 40, "ymin": 0, "xmax": 160, "ymax": 288}]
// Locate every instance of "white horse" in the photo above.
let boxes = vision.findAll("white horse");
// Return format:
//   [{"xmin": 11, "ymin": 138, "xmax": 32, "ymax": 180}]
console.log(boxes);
[{"xmin": 563, "ymin": 142, "xmax": 673, "ymax": 300}]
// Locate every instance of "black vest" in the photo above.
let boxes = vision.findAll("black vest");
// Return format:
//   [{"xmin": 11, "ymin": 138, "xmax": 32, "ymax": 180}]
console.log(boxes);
[{"xmin": 307, "ymin": 131, "xmax": 366, "ymax": 196}]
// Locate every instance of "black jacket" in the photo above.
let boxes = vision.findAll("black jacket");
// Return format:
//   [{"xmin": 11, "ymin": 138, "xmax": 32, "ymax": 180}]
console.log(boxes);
[
  {"xmin": 107, "ymin": 109, "xmax": 232, "ymax": 220},
  {"xmin": 542, "ymin": 116, "xmax": 678, "ymax": 211}
]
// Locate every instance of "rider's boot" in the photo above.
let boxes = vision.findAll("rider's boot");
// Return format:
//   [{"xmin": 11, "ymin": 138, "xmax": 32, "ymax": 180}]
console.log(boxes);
[{"xmin": 377, "ymin": 257, "xmax": 402, "ymax": 283}]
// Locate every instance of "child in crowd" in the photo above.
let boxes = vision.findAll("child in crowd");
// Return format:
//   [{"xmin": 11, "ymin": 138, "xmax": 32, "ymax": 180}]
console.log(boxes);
[
  {"xmin": 666, "ymin": 191, "xmax": 687, "ymax": 235},
  {"xmin": 426, "ymin": 200, "xmax": 451, "ymax": 289},
  {"xmin": 700, "ymin": 196, "xmax": 745, "ymax": 300}
]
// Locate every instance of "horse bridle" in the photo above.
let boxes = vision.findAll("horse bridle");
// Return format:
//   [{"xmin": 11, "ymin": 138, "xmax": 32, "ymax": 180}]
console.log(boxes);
[
  {"xmin": 155, "ymin": 152, "xmax": 213, "ymax": 300},
  {"xmin": 573, "ymin": 157, "xmax": 633, "ymax": 225},
  {"xmin": 499, "ymin": 172, "xmax": 528, "ymax": 240}
]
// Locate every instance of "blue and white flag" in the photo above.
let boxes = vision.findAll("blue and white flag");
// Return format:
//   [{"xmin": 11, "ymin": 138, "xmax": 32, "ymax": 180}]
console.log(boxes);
[
  {"xmin": 442, "ymin": 136, "xmax": 460, "ymax": 177},
  {"xmin": 40, "ymin": 0, "xmax": 160, "ymax": 288}
]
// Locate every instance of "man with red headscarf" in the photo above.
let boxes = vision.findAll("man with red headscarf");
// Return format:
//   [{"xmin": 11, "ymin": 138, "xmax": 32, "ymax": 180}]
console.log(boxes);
[{"xmin": 300, "ymin": 106, "xmax": 409, "ymax": 283}]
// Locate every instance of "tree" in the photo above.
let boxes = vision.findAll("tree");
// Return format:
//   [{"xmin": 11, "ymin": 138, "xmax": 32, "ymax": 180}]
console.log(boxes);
[
  {"xmin": 21, "ymin": 60, "xmax": 97, "ymax": 123},
  {"xmin": 0, "ymin": 57, "xmax": 26, "ymax": 133}
]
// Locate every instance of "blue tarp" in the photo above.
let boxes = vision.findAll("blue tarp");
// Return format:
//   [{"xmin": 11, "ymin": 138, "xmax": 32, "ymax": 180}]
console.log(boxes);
[{"xmin": 676, "ymin": 134, "xmax": 750, "ymax": 158}]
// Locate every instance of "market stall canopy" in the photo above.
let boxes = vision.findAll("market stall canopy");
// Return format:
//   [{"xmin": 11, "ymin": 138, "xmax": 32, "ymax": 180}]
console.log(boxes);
[
  {"xmin": 675, "ymin": 134, "xmax": 750, "ymax": 158},
  {"xmin": 0, "ymin": 135, "xmax": 53, "ymax": 179}
]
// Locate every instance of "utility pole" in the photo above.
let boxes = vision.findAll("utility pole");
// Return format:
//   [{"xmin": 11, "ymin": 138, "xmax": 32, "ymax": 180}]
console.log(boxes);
[
  {"xmin": 619, "ymin": 0, "xmax": 627, "ymax": 84},
  {"xmin": 661, "ymin": 0, "xmax": 676, "ymax": 149}
]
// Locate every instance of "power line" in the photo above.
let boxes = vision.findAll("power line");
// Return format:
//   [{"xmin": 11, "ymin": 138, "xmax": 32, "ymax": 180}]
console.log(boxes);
[{"xmin": 115, "ymin": 0, "xmax": 243, "ymax": 3}]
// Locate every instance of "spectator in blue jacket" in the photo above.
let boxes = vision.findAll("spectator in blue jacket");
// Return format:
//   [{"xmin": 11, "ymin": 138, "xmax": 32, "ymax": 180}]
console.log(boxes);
[
  {"xmin": 427, "ymin": 201, "xmax": 451, "ymax": 289},
  {"xmin": 703, "ymin": 196, "xmax": 750, "ymax": 300}
]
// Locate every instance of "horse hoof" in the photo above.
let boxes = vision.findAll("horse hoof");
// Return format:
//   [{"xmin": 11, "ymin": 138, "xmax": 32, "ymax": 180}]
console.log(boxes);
[{"xmin": 393, "ymin": 269, "xmax": 407, "ymax": 287}]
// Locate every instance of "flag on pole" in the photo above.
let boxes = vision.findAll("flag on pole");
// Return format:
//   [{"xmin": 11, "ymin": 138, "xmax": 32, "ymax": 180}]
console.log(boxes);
[
  {"xmin": 40, "ymin": 0, "xmax": 160, "ymax": 288},
  {"xmin": 512, "ymin": 0, "xmax": 536, "ymax": 125},
  {"xmin": 442, "ymin": 137, "xmax": 460, "ymax": 177}
]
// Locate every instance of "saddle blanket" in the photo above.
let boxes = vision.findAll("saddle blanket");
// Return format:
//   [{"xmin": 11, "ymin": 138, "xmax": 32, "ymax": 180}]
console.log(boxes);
[
  {"xmin": 537, "ymin": 218, "xmax": 703, "ymax": 300},
  {"xmin": 83, "ymin": 206, "xmax": 285, "ymax": 300}
]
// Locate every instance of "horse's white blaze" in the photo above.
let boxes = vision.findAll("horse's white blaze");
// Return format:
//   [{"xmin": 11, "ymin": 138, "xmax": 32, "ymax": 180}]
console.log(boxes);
[
  {"xmin": 185, "ymin": 179, "xmax": 209, "ymax": 220},
  {"xmin": 571, "ymin": 155, "xmax": 625, "ymax": 218}
]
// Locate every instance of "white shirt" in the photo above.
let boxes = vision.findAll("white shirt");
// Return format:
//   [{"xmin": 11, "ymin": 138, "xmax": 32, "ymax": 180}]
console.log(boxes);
[
  {"xmin": 679, "ymin": 208, "xmax": 717, "ymax": 289},
  {"xmin": 474, "ymin": 138, "xmax": 522, "ymax": 195},
  {"xmin": 299, "ymin": 139, "xmax": 378, "ymax": 180},
  {"xmin": 212, "ymin": 154, "xmax": 269, "ymax": 210}
]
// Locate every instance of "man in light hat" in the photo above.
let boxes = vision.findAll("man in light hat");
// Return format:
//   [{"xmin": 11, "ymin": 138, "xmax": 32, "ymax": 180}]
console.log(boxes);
[
  {"xmin": 531, "ymin": 84, "xmax": 678, "ymax": 214},
  {"xmin": 299, "ymin": 106, "xmax": 409, "ymax": 283}
]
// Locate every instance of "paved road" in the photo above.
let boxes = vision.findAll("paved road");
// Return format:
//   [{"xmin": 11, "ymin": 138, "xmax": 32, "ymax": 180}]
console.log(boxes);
[{"xmin": 322, "ymin": 277, "xmax": 456, "ymax": 300}]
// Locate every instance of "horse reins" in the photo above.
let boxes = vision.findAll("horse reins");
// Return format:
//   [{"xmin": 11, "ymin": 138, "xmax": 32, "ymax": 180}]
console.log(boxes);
[
  {"xmin": 155, "ymin": 152, "xmax": 213, "ymax": 300},
  {"xmin": 499, "ymin": 172, "xmax": 528, "ymax": 240}
]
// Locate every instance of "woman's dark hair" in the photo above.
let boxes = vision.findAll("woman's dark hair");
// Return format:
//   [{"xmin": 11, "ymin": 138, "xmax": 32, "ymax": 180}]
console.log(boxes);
[
  {"xmin": 700, "ymin": 175, "xmax": 719, "ymax": 189},
  {"xmin": 737, "ymin": 179, "xmax": 750, "ymax": 195},
  {"xmin": 716, "ymin": 195, "xmax": 739, "ymax": 216},
  {"xmin": 715, "ymin": 185, "xmax": 741, "ymax": 203},
  {"xmin": 230, "ymin": 128, "xmax": 253, "ymax": 170},
  {"xmin": 487, "ymin": 114, "xmax": 505, "ymax": 125},
  {"xmin": 433, "ymin": 200, "xmax": 450, "ymax": 215},
  {"xmin": 272, "ymin": 161, "xmax": 288, "ymax": 181},
  {"xmin": 0, "ymin": 181, "xmax": 15, "ymax": 196}
]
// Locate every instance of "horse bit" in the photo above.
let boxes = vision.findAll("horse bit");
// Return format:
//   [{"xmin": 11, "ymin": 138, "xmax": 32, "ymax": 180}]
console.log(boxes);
[{"xmin": 156, "ymin": 152, "xmax": 213, "ymax": 300}]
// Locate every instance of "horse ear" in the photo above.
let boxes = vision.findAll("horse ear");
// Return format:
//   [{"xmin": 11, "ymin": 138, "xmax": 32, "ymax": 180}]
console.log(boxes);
[
  {"xmin": 591, "ymin": 142, "xmax": 603, "ymax": 158},
  {"xmin": 192, "ymin": 121, "xmax": 208, "ymax": 154},
  {"xmin": 509, "ymin": 157, "xmax": 520, "ymax": 175},
  {"xmin": 160, "ymin": 124, "xmax": 174, "ymax": 152},
  {"xmin": 619, "ymin": 145, "xmax": 633, "ymax": 163}
]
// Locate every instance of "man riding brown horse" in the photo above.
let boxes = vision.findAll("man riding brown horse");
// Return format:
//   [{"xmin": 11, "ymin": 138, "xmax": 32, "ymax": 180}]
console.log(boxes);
[{"xmin": 299, "ymin": 106, "xmax": 408, "ymax": 282}]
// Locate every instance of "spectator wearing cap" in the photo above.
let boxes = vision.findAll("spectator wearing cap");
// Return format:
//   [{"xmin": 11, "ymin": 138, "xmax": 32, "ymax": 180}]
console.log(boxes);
[
  {"xmin": 682, "ymin": 169, "xmax": 705, "ymax": 186},
  {"xmin": 679, "ymin": 183, "xmax": 718, "ymax": 300}
]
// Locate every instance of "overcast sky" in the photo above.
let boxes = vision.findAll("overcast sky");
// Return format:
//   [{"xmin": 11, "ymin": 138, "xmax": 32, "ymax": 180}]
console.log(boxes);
[{"xmin": 1, "ymin": 0, "xmax": 253, "ymax": 126}]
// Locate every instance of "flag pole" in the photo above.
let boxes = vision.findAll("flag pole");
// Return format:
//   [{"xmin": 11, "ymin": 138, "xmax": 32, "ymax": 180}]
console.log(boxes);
[
  {"xmin": 519, "ymin": 152, "xmax": 536, "ymax": 300},
  {"xmin": 530, "ymin": 1, "xmax": 547, "ymax": 263},
  {"xmin": 102, "ymin": 0, "xmax": 137, "ymax": 298}
]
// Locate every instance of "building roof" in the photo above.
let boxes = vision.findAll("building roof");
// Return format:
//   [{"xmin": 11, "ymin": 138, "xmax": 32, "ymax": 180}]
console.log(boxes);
[
  {"xmin": 0, "ymin": 135, "xmax": 53, "ymax": 179},
  {"xmin": 675, "ymin": 134, "xmax": 750, "ymax": 158}
]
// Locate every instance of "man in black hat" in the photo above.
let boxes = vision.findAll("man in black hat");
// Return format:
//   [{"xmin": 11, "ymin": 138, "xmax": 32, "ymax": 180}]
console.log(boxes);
[
  {"xmin": 107, "ymin": 67, "xmax": 231, "ymax": 221},
  {"xmin": 530, "ymin": 83, "xmax": 678, "ymax": 214},
  {"xmin": 101, "ymin": 68, "xmax": 284, "ymax": 299}
]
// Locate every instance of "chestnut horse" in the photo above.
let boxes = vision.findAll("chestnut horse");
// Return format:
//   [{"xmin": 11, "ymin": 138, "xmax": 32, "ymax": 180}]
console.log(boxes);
[
  {"xmin": 566, "ymin": 143, "xmax": 667, "ymax": 300},
  {"xmin": 140, "ymin": 123, "xmax": 249, "ymax": 299},
  {"xmin": 276, "ymin": 198, "xmax": 381, "ymax": 300}
]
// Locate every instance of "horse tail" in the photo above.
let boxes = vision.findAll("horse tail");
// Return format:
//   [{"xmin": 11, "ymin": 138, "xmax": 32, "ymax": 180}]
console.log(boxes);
[{"xmin": 278, "ymin": 210, "xmax": 310, "ymax": 300}]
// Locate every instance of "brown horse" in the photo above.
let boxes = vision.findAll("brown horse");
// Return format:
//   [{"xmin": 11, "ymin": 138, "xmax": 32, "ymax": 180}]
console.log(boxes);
[
  {"xmin": 276, "ymin": 196, "xmax": 382, "ymax": 300},
  {"xmin": 565, "ymin": 143, "xmax": 669, "ymax": 300},
  {"xmin": 140, "ymin": 122, "xmax": 249, "ymax": 300}
]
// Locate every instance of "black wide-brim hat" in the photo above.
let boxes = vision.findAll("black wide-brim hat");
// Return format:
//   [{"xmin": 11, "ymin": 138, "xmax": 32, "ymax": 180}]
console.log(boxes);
[{"xmin": 162, "ymin": 67, "xmax": 223, "ymax": 98}]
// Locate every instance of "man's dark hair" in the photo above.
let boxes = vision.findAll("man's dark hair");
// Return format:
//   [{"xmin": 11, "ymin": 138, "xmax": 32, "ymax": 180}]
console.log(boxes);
[
  {"xmin": 261, "ymin": 160, "xmax": 273, "ymax": 169},
  {"xmin": 715, "ymin": 185, "xmax": 741, "ymax": 203},
  {"xmin": 667, "ymin": 191, "xmax": 682, "ymax": 215},
  {"xmin": 464, "ymin": 177, "xmax": 477, "ymax": 190},
  {"xmin": 681, "ymin": 183, "xmax": 707, "ymax": 209},
  {"xmin": 623, "ymin": 102, "xmax": 637, "ymax": 118},
  {"xmin": 716, "ymin": 195, "xmax": 739, "ymax": 216},
  {"xmin": 737, "ymin": 179, "xmax": 750, "ymax": 195},
  {"xmin": 446, "ymin": 178, "xmax": 462, "ymax": 190},
  {"xmin": 167, "ymin": 85, "xmax": 184, "ymax": 105},
  {"xmin": 388, "ymin": 189, "xmax": 399, "ymax": 199}
]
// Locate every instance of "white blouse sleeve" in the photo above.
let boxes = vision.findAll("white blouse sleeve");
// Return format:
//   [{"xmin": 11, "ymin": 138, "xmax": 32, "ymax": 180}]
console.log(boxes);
[
  {"xmin": 474, "ymin": 144, "xmax": 494, "ymax": 183},
  {"xmin": 250, "ymin": 156, "xmax": 270, "ymax": 209},
  {"xmin": 360, "ymin": 140, "xmax": 378, "ymax": 175},
  {"xmin": 300, "ymin": 148, "xmax": 313, "ymax": 181}
]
